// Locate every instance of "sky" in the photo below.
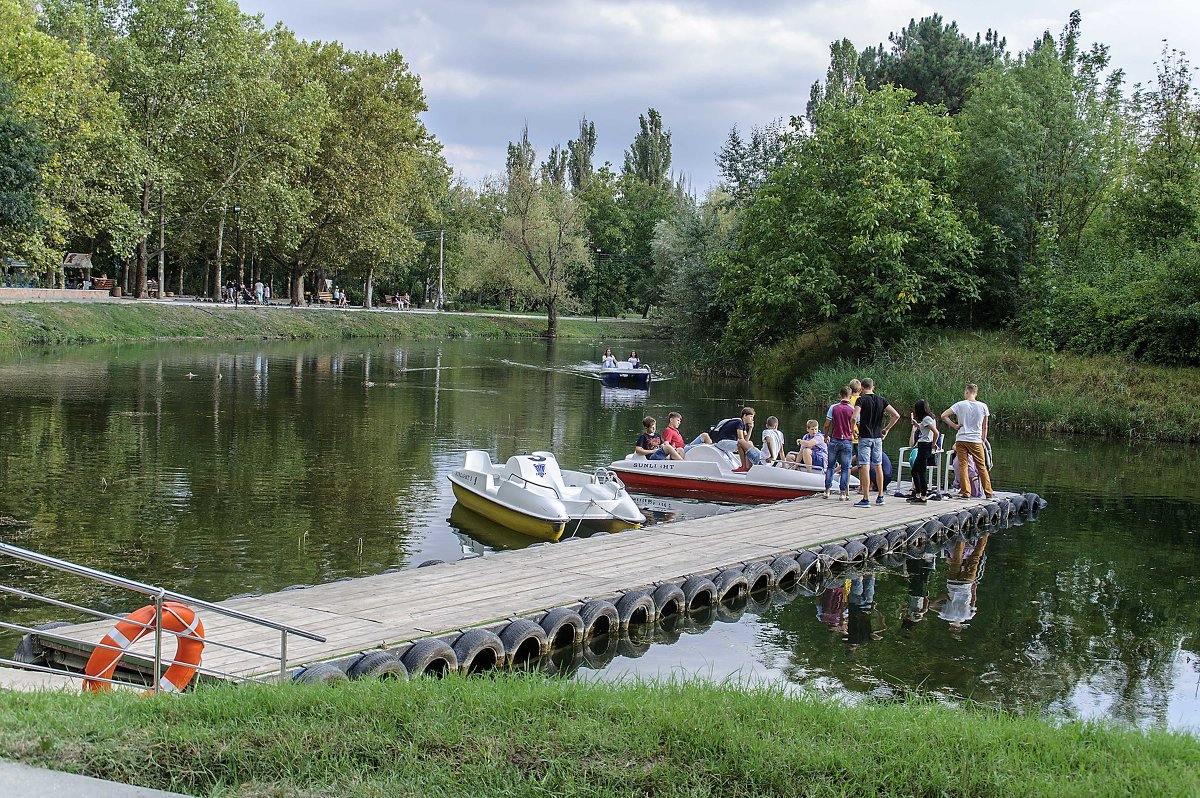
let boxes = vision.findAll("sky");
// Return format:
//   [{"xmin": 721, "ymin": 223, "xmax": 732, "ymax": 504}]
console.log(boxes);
[{"xmin": 238, "ymin": 1, "xmax": 1200, "ymax": 190}]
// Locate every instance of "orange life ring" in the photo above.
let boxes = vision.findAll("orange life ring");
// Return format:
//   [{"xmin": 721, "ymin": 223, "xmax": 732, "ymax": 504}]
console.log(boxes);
[{"xmin": 83, "ymin": 601, "xmax": 205, "ymax": 693}]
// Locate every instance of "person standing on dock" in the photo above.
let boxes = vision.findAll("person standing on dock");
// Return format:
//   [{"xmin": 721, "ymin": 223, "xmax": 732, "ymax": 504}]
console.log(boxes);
[
  {"xmin": 940, "ymin": 384, "xmax": 994, "ymax": 500},
  {"xmin": 853, "ymin": 378, "xmax": 900, "ymax": 507},
  {"xmin": 822, "ymin": 387, "xmax": 856, "ymax": 499}
]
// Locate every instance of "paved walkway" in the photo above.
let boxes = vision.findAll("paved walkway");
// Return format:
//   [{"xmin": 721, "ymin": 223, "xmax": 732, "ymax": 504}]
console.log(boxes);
[{"xmin": 0, "ymin": 760, "xmax": 193, "ymax": 797}]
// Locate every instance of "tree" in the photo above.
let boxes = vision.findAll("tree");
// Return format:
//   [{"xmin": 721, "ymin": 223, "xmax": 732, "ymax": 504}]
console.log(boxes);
[
  {"xmin": 860, "ymin": 14, "xmax": 1007, "ymax": 113},
  {"xmin": 0, "ymin": 76, "xmax": 45, "ymax": 243},
  {"xmin": 1, "ymin": 0, "xmax": 139, "ymax": 283},
  {"xmin": 956, "ymin": 12, "xmax": 1125, "ymax": 332},
  {"xmin": 654, "ymin": 189, "xmax": 738, "ymax": 344},
  {"xmin": 724, "ymin": 86, "xmax": 979, "ymax": 357},
  {"xmin": 617, "ymin": 107, "xmax": 678, "ymax": 316},
  {"xmin": 807, "ymin": 39, "xmax": 865, "ymax": 124},
  {"xmin": 623, "ymin": 108, "xmax": 671, "ymax": 186},
  {"xmin": 717, "ymin": 119, "xmax": 786, "ymax": 206},
  {"xmin": 463, "ymin": 127, "xmax": 589, "ymax": 336},
  {"xmin": 567, "ymin": 116, "xmax": 596, "ymax": 190}
]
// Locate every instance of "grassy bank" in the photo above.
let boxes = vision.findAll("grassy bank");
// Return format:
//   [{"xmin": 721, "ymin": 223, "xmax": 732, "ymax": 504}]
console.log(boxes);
[
  {"xmin": 791, "ymin": 330, "xmax": 1200, "ymax": 442},
  {"xmin": 1, "ymin": 676, "xmax": 1195, "ymax": 797},
  {"xmin": 0, "ymin": 302, "xmax": 664, "ymax": 347}
]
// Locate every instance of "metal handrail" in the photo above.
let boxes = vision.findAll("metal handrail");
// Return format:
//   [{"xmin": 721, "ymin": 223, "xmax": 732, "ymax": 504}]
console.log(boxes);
[{"xmin": 0, "ymin": 541, "xmax": 326, "ymax": 692}]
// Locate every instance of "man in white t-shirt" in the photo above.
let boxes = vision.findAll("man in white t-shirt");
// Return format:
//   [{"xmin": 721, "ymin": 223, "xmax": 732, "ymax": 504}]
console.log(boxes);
[{"xmin": 940, "ymin": 383, "xmax": 993, "ymax": 499}]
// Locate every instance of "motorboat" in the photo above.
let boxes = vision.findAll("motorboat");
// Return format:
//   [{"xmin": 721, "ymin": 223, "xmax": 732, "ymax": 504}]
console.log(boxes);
[
  {"xmin": 448, "ymin": 451, "xmax": 643, "ymax": 541},
  {"xmin": 609, "ymin": 444, "xmax": 859, "ymax": 502},
  {"xmin": 599, "ymin": 360, "xmax": 652, "ymax": 388}
]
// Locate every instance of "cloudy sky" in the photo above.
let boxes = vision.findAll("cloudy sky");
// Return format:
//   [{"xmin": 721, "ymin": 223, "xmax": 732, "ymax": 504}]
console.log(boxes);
[{"xmin": 238, "ymin": 1, "xmax": 1200, "ymax": 189}]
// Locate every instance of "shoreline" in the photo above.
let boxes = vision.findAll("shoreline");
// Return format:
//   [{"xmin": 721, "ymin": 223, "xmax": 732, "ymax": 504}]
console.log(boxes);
[{"xmin": 0, "ymin": 301, "xmax": 665, "ymax": 348}]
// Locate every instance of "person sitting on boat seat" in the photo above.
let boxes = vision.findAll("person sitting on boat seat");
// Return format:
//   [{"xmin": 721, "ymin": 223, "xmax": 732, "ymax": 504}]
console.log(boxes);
[
  {"xmin": 788, "ymin": 419, "xmax": 828, "ymax": 472},
  {"xmin": 760, "ymin": 416, "xmax": 786, "ymax": 465},
  {"xmin": 635, "ymin": 416, "xmax": 682, "ymax": 461},
  {"xmin": 661, "ymin": 412, "xmax": 690, "ymax": 456},
  {"xmin": 627, "ymin": 351, "xmax": 641, "ymax": 368},
  {"xmin": 693, "ymin": 407, "xmax": 762, "ymax": 471},
  {"xmin": 601, "ymin": 348, "xmax": 617, "ymax": 368}
]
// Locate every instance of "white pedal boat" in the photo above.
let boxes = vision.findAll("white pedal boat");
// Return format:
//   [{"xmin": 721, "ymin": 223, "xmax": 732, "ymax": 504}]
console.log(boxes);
[
  {"xmin": 449, "ymin": 451, "xmax": 643, "ymax": 541},
  {"xmin": 599, "ymin": 361, "xmax": 652, "ymax": 388},
  {"xmin": 609, "ymin": 443, "xmax": 859, "ymax": 502}
]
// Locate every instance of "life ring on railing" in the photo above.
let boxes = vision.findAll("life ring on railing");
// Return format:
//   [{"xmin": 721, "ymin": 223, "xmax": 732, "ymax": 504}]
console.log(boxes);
[{"xmin": 83, "ymin": 601, "xmax": 205, "ymax": 693}]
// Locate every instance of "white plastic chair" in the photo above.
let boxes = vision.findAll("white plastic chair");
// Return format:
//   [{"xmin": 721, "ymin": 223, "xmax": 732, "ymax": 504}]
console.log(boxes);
[{"xmin": 897, "ymin": 433, "xmax": 947, "ymax": 494}]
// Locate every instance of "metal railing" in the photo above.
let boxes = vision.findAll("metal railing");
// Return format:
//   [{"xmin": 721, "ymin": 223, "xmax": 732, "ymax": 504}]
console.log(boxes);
[{"xmin": 0, "ymin": 541, "xmax": 325, "ymax": 692}]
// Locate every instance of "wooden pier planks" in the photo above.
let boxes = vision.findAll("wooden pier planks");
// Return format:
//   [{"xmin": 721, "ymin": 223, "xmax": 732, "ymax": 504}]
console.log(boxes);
[{"xmin": 35, "ymin": 491, "xmax": 1013, "ymax": 681}]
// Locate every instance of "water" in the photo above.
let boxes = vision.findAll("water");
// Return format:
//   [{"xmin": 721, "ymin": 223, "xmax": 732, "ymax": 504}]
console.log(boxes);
[{"xmin": 0, "ymin": 338, "xmax": 1197, "ymax": 730}]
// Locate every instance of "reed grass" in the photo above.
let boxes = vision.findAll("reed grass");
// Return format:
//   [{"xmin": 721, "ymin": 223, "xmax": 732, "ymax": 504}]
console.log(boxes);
[
  {"xmin": 794, "ymin": 330, "xmax": 1200, "ymax": 442},
  {"xmin": 0, "ymin": 676, "xmax": 1196, "ymax": 797},
  {"xmin": 0, "ymin": 303, "xmax": 663, "ymax": 347}
]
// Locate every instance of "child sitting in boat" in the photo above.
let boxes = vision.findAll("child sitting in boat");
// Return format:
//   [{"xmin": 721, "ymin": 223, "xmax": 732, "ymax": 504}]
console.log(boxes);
[
  {"xmin": 601, "ymin": 348, "xmax": 617, "ymax": 368},
  {"xmin": 760, "ymin": 416, "xmax": 786, "ymax": 464},
  {"xmin": 635, "ymin": 416, "xmax": 683, "ymax": 461},
  {"xmin": 788, "ymin": 420, "xmax": 827, "ymax": 472}
]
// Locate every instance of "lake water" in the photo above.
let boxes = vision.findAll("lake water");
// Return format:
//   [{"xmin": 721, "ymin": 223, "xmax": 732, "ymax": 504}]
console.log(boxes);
[{"xmin": 0, "ymin": 337, "xmax": 1196, "ymax": 730}]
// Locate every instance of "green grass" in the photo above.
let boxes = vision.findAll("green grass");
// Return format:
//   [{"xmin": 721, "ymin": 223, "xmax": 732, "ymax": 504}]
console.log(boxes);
[
  {"xmin": 0, "ymin": 303, "xmax": 665, "ymax": 347},
  {"xmin": 0, "ymin": 676, "xmax": 1195, "ymax": 797},
  {"xmin": 794, "ymin": 330, "xmax": 1200, "ymax": 442}
]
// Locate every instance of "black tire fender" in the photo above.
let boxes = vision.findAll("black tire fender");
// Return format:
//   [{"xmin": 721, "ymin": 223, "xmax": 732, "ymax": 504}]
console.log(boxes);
[
  {"xmin": 863, "ymin": 534, "xmax": 888, "ymax": 558},
  {"xmin": 713, "ymin": 568, "xmax": 749, "ymax": 603},
  {"xmin": 885, "ymin": 528, "xmax": 907, "ymax": 551},
  {"xmin": 451, "ymin": 628, "xmax": 506, "ymax": 674},
  {"xmin": 539, "ymin": 607, "xmax": 584, "ymax": 650},
  {"xmin": 347, "ymin": 651, "xmax": 408, "ymax": 680},
  {"xmin": 650, "ymin": 583, "xmax": 686, "ymax": 618},
  {"xmin": 741, "ymin": 562, "xmax": 774, "ymax": 594},
  {"xmin": 819, "ymin": 544, "xmax": 850, "ymax": 570},
  {"xmin": 400, "ymin": 638, "xmax": 459, "ymax": 676},
  {"xmin": 498, "ymin": 619, "xmax": 549, "ymax": 666},
  {"xmin": 293, "ymin": 662, "xmax": 349, "ymax": 685},
  {"xmin": 614, "ymin": 590, "xmax": 657, "ymax": 627},
  {"xmin": 841, "ymin": 540, "xmax": 868, "ymax": 566},
  {"xmin": 796, "ymin": 550, "xmax": 821, "ymax": 579},
  {"xmin": 681, "ymin": 575, "xmax": 717, "ymax": 609},
  {"xmin": 579, "ymin": 599, "xmax": 619, "ymax": 639},
  {"xmin": 13, "ymin": 621, "xmax": 72, "ymax": 666},
  {"xmin": 938, "ymin": 513, "xmax": 961, "ymax": 532},
  {"xmin": 770, "ymin": 556, "xmax": 802, "ymax": 589}
]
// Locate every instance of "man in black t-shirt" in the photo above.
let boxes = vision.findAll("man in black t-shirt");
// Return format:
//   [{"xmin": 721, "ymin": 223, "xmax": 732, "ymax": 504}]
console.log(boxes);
[
  {"xmin": 696, "ymin": 407, "xmax": 763, "ymax": 471},
  {"xmin": 853, "ymin": 378, "xmax": 899, "ymax": 507}
]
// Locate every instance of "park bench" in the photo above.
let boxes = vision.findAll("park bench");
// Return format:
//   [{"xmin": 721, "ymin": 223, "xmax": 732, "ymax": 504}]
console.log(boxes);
[
  {"xmin": 91, "ymin": 278, "xmax": 114, "ymax": 291},
  {"xmin": 316, "ymin": 291, "xmax": 333, "ymax": 305}
]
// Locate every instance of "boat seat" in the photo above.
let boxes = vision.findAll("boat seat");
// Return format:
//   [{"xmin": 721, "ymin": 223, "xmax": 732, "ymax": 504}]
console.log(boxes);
[
  {"xmin": 463, "ymin": 450, "xmax": 494, "ymax": 473},
  {"xmin": 506, "ymin": 453, "xmax": 565, "ymax": 487}
]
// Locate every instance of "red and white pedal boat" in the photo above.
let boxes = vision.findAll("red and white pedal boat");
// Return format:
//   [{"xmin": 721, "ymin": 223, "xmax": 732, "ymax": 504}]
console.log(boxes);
[{"xmin": 609, "ymin": 444, "xmax": 859, "ymax": 502}]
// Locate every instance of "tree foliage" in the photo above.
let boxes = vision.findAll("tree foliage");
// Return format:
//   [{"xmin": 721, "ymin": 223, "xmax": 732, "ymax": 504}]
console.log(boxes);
[{"xmin": 724, "ymin": 86, "xmax": 979, "ymax": 357}]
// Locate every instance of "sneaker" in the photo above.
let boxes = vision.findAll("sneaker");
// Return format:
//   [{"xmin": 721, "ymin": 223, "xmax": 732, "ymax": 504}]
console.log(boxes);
[
  {"xmin": 822, "ymin": 489, "xmax": 830, "ymax": 499},
  {"xmin": 875, "ymin": 496, "xmax": 885, "ymax": 505},
  {"xmin": 854, "ymin": 499, "xmax": 870, "ymax": 507},
  {"xmin": 840, "ymin": 492, "xmax": 850, "ymax": 501}
]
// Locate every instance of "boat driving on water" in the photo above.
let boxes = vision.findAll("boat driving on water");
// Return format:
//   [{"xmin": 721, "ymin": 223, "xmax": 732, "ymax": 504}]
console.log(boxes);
[
  {"xmin": 609, "ymin": 443, "xmax": 859, "ymax": 502},
  {"xmin": 599, "ymin": 360, "xmax": 652, "ymax": 389},
  {"xmin": 448, "ymin": 451, "xmax": 643, "ymax": 541}
]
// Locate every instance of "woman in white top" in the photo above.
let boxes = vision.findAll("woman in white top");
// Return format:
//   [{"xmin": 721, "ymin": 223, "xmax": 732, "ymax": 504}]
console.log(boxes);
[
  {"xmin": 907, "ymin": 399, "xmax": 938, "ymax": 503},
  {"xmin": 600, "ymin": 348, "xmax": 617, "ymax": 368}
]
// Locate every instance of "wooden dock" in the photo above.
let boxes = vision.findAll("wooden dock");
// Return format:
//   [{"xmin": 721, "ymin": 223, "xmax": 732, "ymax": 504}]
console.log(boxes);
[{"xmin": 33, "ymin": 490, "xmax": 1021, "ymax": 681}]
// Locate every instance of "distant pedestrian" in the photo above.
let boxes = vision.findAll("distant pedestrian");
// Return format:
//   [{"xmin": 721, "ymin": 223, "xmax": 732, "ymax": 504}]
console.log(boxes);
[
  {"xmin": 853, "ymin": 378, "xmax": 899, "ymax": 507},
  {"xmin": 822, "ymin": 387, "xmax": 856, "ymax": 500},
  {"xmin": 254, "ymin": 280, "xmax": 264, "ymax": 305},
  {"xmin": 940, "ymin": 384, "xmax": 994, "ymax": 500},
  {"xmin": 263, "ymin": 283, "xmax": 270, "ymax": 304}
]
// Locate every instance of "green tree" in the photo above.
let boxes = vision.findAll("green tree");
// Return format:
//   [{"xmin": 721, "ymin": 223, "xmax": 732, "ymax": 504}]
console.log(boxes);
[
  {"xmin": 567, "ymin": 116, "xmax": 596, "ymax": 190},
  {"xmin": 0, "ymin": 0, "xmax": 139, "ymax": 283},
  {"xmin": 616, "ymin": 108, "xmax": 677, "ymax": 316},
  {"xmin": 725, "ymin": 86, "xmax": 979, "ymax": 357},
  {"xmin": 623, "ymin": 108, "xmax": 671, "ymax": 185},
  {"xmin": 956, "ymin": 12, "xmax": 1126, "ymax": 334},
  {"xmin": 860, "ymin": 14, "xmax": 1007, "ymax": 113},
  {"xmin": 654, "ymin": 189, "xmax": 738, "ymax": 344},
  {"xmin": 0, "ymin": 75, "xmax": 45, "ymax": 242},
  {"xmin": 807, "ymin": 38, "xmax": 865, "ymax": 124},
  {"xmin": 717, "ymin": 119, "xmax": 786, "ymax": 207}
]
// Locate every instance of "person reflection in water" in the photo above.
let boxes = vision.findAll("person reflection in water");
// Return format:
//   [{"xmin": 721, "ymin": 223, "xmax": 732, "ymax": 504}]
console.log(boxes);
[
  {"xmin": 901, "ymin": 552, "xmax": 936, "ymax": 635},
  {"xmin": 817, "ymin": 577, "xmax": 850, "ymax": 636},
  {"xmin": 845, "ymin": 571, "xmax": 885, "ymax": 652},
  {"xmin": 931, "ymin": 533, "xmax": 990, "ymax": 635}
]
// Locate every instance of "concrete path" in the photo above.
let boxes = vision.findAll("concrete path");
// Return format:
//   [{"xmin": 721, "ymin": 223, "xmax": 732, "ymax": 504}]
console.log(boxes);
[{"xmin": 0, "ymin": 760, "xmax": 194, "ymax": 797}]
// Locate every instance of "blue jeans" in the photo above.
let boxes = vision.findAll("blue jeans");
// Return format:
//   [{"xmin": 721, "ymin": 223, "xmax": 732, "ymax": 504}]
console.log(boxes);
[{"xmin": 825, "ymin": 439, "xmax": 853, "ymax": 492}]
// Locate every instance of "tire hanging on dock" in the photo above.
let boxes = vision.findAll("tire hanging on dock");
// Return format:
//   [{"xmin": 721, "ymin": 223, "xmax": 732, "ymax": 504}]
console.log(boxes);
[
  {"xmin": 740, "ymin": 562, "xmax": 775, "ymax": 594},
  {"xmin": 293, "ymin": 662, "xmax": 349, "ymax": 685},
  {"xmin": 498, "ymin": 619, "xmax": 549, "ymax": 666},
  {"xmin": 681, "ymin": 575, "xmax": 717, "ymax": 609},
  {"xmin": 451, "ymin": 629, "xmax": 506, "ymax": 674},
  {"xmin": 579, "ymin": 599, "xmax": 619, "ymax": 639},
  {"xmin": 539, "ymin": 607, "xmax": 584, "ymax": 649},
  {"xmin": 650, "ymin": 583, "xmax": 686, "ymax": 618},
  {"xmin": 346, "ymin": 651, "xmax": 407, "ymax": 680},
  {"xmin": 400, "ymin": 638, "xmax": 458, "ymax": 676},
  {"xmin": 713, "ymin": 568, "xmax": 749, "ymax": 603},
  {"xmin": 614, "ymin": 590, "xmax": 657, "ymax": 627}
]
